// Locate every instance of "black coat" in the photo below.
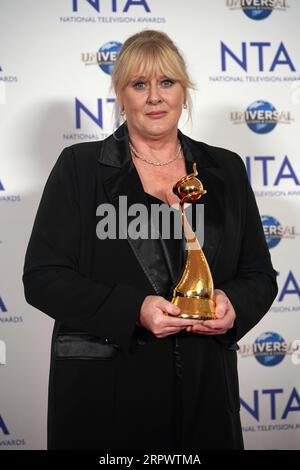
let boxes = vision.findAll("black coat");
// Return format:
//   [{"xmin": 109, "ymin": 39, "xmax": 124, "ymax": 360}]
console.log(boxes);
[{"xmin": 23, "ymin": 124, "xmax": 278, "ymax": 450}]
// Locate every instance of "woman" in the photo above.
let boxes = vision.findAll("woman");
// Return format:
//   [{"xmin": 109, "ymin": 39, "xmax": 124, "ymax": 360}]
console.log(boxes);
[{"xmin": 23, "ymin": 30, "xmax": 278, "ymax": 450}]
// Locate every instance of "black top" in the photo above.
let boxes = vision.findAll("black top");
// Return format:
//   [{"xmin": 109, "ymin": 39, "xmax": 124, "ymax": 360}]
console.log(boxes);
[{"xmin": 145, "ymin": 192, "xmax": 186, "ymax": 297}]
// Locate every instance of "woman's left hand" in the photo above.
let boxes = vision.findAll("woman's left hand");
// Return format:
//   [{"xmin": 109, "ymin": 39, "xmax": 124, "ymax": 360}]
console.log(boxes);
[{"xmin": 185, "ymin": 289, "xmax": 236, "ymax": 335}]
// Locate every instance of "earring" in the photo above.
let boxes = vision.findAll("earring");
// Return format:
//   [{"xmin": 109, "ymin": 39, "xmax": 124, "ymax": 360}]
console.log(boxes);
[
  {"xmin": 120, "ymin": 109, "xmax": 125, "ymax": 116},
  {"xmin": 183, "ymin": 103, "xmax": 187, "ymax": 109}
]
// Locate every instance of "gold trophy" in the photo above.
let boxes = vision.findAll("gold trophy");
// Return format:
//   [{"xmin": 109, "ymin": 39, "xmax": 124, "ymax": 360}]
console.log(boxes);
[{"xmin": 169, "ymin": 163, "xmax": 216, "ymax": 320}]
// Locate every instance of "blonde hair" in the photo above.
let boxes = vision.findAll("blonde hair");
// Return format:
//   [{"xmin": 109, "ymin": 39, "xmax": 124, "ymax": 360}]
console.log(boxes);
[{"xmin": 111, "ymin": 30, "xmax": 195, "ymax": 120}]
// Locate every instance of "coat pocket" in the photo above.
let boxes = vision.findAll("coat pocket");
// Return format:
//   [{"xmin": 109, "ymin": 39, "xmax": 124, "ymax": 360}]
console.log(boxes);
[{"xmin": 54, "ymin": 333, "xmax": 119, "ymax": 360}]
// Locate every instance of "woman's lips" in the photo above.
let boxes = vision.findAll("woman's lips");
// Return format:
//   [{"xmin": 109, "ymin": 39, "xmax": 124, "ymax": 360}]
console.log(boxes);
[{"xmin": 146, "ymin": 111, "xmax": 167, "ymax": 119}]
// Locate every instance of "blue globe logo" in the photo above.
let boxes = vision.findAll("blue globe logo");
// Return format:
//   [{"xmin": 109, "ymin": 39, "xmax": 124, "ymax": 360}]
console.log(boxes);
[
  {"xmin": 246, "ymin": 100, "xmax": 277, "ymax": 134},
  {"xmin": 242, "ymin": 1, "xmax": 273, "ymax": 20},
  {"xmin": 97, "ymin": 41, "xmax": 122, "ymax": 75},
  {"xmin": 254, "ymin": 332, "xmax": 286, "ymax": 366},
  {"xmin": 261, "ymin": 215, "xmax": 281, "ymax": 249}
]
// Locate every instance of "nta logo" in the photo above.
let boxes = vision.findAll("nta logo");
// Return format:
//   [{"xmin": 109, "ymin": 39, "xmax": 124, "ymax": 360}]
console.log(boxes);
[
  {"xmin": 230, "ymin": 100, "xmax": 293, "ymax": 134},
  {"xmin": 75, "ymin": 97, "xmax": 117, "ymax": 129},
  {"xmin": 245, "ymin": 155, "xmax": 299, "ymax": 188},
  {"xmin": 0, "ymin": 296, "xmax": 8, "ymax": 313},
  {"xmin": 221, "ymin": 41, "xmax": 295, "ymax": 72},
  {"xmin": 278, "ymin": 271, "xmax": 300, "ymax": 303},
  {"xmin": 0, "ymin": 415, "xmax": 9, "ymax": 435},
  {"xmin": 241, "ymin": 387, "xmax": 300, "ymax": 421},
  {"xmin": 72, "ymin": 0, "xmax": 151, "ymax": 13}
]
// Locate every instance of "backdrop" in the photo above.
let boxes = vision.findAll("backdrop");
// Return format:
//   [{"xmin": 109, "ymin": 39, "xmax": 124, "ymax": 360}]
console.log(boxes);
[{"xmin": 0, "ymin": 0, "xmax": 299, "ymax": 450}]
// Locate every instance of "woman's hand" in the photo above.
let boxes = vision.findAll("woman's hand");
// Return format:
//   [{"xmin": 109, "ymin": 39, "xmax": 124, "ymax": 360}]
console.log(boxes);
[
  {"xmin": 185, "ymin": 289, "xmax": 236, "ymax": 335},
  {"xmin": 139, "ymin": 295, "xmax": 199, "ymax": 338}
]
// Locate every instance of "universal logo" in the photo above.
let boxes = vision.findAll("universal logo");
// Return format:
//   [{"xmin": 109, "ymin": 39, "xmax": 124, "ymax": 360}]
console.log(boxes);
[
  {"xmin": 226, "ymin": 0, "xmax": 289, "ymax": 20},
  {"xmin": 81, "ymin": 41, "xmax": 122, "ymax": 75},
  {"xmin": 239, "ymin": 332, "xmax": 299, "ymax": 366},
  {"xmin": 261, "ymin": 215, "xmax": 298, "ymax": 249},
  {"xmin": 230, "ymin": 100, "xmax": 293, "ymax": 134}
]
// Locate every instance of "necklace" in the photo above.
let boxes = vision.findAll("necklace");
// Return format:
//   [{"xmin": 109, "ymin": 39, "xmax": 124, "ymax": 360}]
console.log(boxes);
[{"xmin": 129, "ymin": 141, "xmax": 182, "ymax": 166}]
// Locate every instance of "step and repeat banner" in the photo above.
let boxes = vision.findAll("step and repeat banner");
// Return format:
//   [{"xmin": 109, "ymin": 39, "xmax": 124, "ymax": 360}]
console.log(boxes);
[{"xmin": 1, "ymin": 0, "xmax": 299, "ymax": 450}]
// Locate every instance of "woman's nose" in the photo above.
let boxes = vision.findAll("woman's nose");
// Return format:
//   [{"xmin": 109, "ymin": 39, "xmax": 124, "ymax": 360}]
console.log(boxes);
[{"xmin": 147, "ymin": 83, "xmax": 162, "ymax": 104}]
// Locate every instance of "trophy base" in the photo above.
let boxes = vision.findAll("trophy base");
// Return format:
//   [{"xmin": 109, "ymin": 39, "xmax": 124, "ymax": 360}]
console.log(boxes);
[{"xmin": 169, "ymin": 295, "xmax": 216, "ymax": 320}]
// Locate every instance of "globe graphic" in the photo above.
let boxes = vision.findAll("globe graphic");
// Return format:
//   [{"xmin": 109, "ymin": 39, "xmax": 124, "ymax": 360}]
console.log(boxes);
[
  {"xmin": 242, "ymin": 5, "xmax": 273, "ymax": 20},
  {"xmin": 254, "ymin": 332, "xmax": 285, "ymax": 366},
  {"xmin": 98, "ymin": 41, "xmax": 122, "ymax": 75},
  {"xmin": 261, "ymin": 215, "xmax": 281, "ymax": 249},
  {"xmin": 246, "ymin": 100, "xmax": 277, "ymax": 134}
]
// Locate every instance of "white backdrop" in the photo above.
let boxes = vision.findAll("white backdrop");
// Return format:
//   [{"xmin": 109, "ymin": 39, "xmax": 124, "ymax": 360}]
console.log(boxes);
[{"xmin": 0, "ymin": 0, "xmax": 299, "ymax": 450}]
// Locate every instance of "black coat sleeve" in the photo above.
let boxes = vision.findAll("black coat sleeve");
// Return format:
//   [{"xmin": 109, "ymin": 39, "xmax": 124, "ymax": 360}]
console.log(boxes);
[
  {"xmin": 22, "ymin": 147, "xmax": 148, "ymax": 351},
  {"xmin": 217, "ymin": 155, "xmax": 278, "ymax": 345}
]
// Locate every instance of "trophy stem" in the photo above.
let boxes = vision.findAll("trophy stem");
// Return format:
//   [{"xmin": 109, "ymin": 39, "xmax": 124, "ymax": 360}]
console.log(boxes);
[{"xmin": 169, "ymin": 188, "xmax": 216, "ymax": 320}]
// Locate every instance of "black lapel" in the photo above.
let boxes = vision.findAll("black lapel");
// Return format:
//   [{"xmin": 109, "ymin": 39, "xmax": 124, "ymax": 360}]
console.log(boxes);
[
  {"xmin": 97, "ymin": 124, "xmax": 172, "ymax": 296},
  {"xmin": 178, "ymin": 131, "xmax": 226, "ymax": 274}
]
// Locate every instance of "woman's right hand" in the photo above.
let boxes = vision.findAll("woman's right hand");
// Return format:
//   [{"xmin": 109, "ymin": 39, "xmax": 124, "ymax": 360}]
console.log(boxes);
[{"xmin": 139, "ymin": 295, "xmax": 198, "ymax": 338}]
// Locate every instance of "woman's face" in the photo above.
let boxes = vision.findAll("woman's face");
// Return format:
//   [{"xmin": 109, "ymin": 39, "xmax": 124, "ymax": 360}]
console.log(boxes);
[{"xmin": 119, "ymin": 72, "xmax": 185, "ymax": 140}]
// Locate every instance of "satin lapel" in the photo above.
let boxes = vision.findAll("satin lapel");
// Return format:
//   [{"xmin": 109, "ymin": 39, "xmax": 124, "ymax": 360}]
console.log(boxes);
[
  {"xmin": 98, "ymin": 127, "xmax": 172, "ymax": 296},
  {"xmin": 196, "ymin": 167, "xmax": 225, "ymax": 273}
]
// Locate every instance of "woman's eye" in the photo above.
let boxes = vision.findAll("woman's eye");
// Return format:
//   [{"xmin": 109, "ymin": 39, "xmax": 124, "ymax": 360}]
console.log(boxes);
[
  {"xmin": 161, "ymin": 79, "xmax": 174, "ymax": 87},
  {"xmin": 133, "ymin": 82, "xmax": 146, "ymax": 89}
]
